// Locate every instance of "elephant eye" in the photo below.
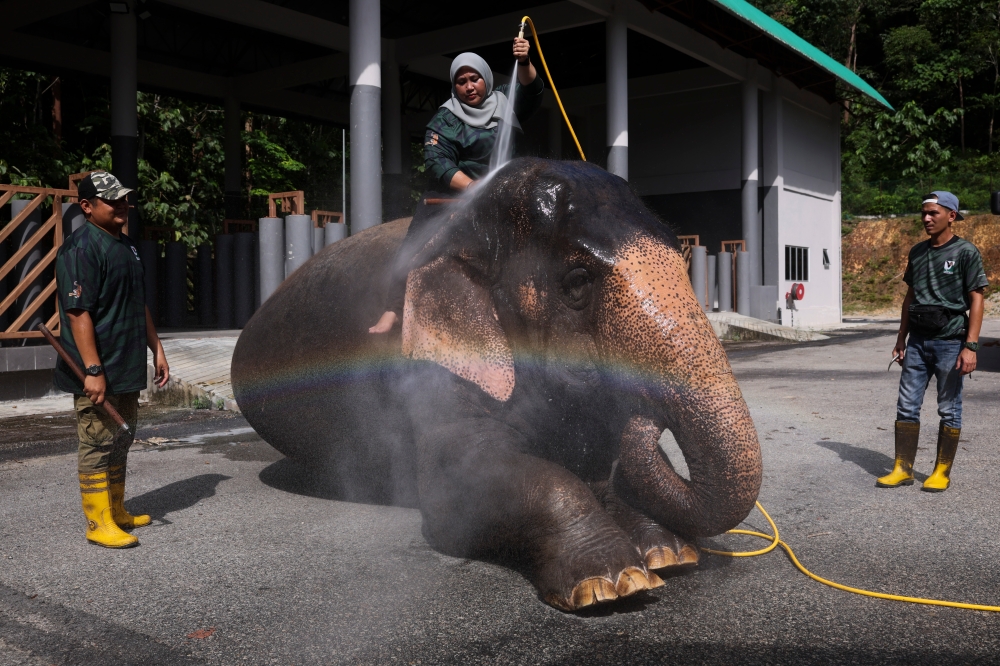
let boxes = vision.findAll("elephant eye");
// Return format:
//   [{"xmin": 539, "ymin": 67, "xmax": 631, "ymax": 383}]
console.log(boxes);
[{"xmin": 561, "ymin": 267, "xmax": 593, "ymax": 310}]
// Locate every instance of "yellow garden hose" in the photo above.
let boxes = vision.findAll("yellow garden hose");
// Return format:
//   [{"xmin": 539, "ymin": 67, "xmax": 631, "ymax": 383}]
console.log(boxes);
[
  {"xmin": 706, "ymin": 501, "xmax": 1000, "ymax": 612},
  {"xmin": 520, "ymin": 16, "xmax": 587, "ymax": 162}
]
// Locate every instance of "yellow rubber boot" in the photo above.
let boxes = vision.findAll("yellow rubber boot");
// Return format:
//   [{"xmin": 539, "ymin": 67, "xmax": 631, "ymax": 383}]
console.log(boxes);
[
  {"xmin": 108, "ymin": 465, "xmax": 151, "ymax": 529},
  {"xmin": 79, "ymin": 472, "xmax": 139, "ymax": 548},
  {"xmin": 876, "ymin": 421, "xmax": 920, "ymax": 488},
  {"xmin": 922, "ymin": 424, "xmax": 960, "ymax": 492}
]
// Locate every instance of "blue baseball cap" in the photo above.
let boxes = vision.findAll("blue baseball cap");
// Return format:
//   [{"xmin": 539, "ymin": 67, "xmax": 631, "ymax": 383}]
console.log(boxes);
[{"xmin": 924, "ymin": 191, "xmax": 964, "ymax": 220}]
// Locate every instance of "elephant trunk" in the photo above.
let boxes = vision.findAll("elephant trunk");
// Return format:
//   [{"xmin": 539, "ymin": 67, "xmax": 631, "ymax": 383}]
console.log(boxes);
[{"xmin": 600, "ymin": 235, "xmax": 762, "ymax": 537}]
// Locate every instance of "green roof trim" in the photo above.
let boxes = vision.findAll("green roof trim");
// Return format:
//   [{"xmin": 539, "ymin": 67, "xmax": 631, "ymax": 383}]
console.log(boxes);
[{"xmin": 707, "ymin": 0, "xmax": 894, "ymax": 111}]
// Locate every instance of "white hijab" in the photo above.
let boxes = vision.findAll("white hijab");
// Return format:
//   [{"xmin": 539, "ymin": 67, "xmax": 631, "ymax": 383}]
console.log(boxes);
[{"xmin": 440, "ymin": 52, "xmax": 510, "ymax": 129}]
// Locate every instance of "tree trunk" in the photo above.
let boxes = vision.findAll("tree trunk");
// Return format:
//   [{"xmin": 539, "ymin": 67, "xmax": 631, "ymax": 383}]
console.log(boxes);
[
  {"xmin": 842, "ymin": 8, "xmax": 860, "ymax": 124},
  {"xmin": 959, "ymin": 74, "xmax": 966, "ymax": 155},
  {"xmin": 51, "ymin": 77, "xmax": 62, "ymax": 142}
]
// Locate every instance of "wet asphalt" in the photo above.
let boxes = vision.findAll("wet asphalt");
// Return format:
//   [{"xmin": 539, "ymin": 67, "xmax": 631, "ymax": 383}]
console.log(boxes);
[{"xmin": 1, "ymin": 320, "xmax": 999, "ymax": 665}]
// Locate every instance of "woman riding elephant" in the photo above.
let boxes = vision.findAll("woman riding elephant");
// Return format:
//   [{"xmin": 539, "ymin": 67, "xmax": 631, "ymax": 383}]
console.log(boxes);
[{"xmin": 369, "ymin": 38, "xmax": 544, "ymax": 334}]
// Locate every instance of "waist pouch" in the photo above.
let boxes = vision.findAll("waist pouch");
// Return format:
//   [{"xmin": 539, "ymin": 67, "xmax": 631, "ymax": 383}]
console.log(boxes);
[{"xmin": 908, "ymin": 304, "xmax": 960, "ymax": 337}]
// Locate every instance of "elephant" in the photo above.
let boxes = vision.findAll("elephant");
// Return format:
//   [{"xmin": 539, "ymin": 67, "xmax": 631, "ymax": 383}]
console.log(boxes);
[{"xmin": 231, "ymin": 157, "xmax": 762, "ymax": 611}]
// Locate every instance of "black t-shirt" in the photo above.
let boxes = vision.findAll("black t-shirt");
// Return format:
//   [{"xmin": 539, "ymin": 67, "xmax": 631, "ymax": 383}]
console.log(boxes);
[
  {"xmin": 902, "ymin": 235, "xmax": 989, "ymax": 339},
  {"xmin": 54, "ymin": 222, "xmax": 148, "ymax": 394}
]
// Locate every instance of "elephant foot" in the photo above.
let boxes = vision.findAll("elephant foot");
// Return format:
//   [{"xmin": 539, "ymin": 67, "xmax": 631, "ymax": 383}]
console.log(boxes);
[
  {"xmin": 546, "ymin": 567, "xmax": 663, "ymax": 612},
  {"xmin": 534, "ymin": 508, "xmax": 657, "ymax": 612},
  {"xmin": 594, "ymin": 481, "xmax": 700, "ymax": 571}
]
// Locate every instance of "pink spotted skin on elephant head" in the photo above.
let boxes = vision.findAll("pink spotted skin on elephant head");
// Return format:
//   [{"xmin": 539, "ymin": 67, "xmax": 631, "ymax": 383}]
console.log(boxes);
[{"xmin": 231, "ymin": 157, "xmax": 762, "ymax": 611}]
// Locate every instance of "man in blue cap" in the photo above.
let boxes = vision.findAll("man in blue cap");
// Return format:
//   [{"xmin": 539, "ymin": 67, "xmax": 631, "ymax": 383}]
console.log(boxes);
[{"xmin": 878, "ymin": 191, "xmax": 987, "ymax": 492}]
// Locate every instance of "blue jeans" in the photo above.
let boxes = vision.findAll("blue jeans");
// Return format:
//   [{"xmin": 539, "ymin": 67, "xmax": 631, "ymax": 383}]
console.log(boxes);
[{"xmin": 896, "ymin": 336, "xmax": 964, "ymax": 428}]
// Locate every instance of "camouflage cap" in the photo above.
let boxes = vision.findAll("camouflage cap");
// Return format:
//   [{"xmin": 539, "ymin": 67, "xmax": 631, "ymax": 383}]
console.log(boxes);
[{"xmin": 77, "ymin": 171, "xmax": 133, "ymax": 201}]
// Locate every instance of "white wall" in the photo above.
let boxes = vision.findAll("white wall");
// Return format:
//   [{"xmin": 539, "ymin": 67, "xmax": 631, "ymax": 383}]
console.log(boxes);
[{"xmin": 777, "ymin": 91, "xmax": 842, "ymax": 327}]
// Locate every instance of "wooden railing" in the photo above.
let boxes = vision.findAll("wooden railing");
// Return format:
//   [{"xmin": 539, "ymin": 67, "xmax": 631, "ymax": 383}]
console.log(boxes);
[
  {"xmin": 310, "ymin": 210, "xmax": 343, "ymax": 226},
  {"xmin": 0, "ymin": 184, "xmax": 78, "ymax": 340},
  {"xmin": 268, "ymin": 191, "xmax": 304, "ymax": 217}
]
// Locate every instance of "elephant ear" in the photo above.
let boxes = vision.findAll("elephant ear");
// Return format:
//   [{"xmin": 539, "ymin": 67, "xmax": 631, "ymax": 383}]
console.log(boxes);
[{"xmin": 401, "ymin": 255, "xmax": 515, "ymax": 402}]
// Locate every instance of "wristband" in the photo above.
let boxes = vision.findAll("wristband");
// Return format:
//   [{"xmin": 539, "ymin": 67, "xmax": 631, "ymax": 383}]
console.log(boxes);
[{"xmin": 518, "ymin": 57, "xmax": 531, "ymax": 67}]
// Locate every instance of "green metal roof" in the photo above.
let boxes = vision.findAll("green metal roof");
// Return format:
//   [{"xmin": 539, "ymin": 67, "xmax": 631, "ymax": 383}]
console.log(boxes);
[{"xmin": 707, "ymin": 0, "xmax": 894, "ymax": 110}]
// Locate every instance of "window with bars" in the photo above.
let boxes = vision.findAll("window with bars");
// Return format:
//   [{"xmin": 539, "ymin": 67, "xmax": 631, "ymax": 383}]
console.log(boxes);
[{"xmin": 785, "ymin": 246, "xmax": 809, "ymax": 281}]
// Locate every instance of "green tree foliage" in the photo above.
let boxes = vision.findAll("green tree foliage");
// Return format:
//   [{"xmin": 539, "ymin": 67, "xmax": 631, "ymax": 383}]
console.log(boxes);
[
  {"xmin": 0, "ymin": 68, "xmax": 347, "ymax": 248},
  {"xmin": 752, "ymin": 0, "xmax": 1000, "ymax": 215}
]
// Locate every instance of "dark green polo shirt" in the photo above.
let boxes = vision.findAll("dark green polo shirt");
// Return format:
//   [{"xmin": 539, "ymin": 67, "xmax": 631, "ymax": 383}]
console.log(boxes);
[
  {"xmin": 903, "ymin": 235, "xmax": 989, "ymax": 339},
  {"xmin": 54, "ymin": 222, "xmax": 148, "ymax": 395},
  {"xmin": 424, "ymin": 76, "xmax": 545, "ymax": 191}
]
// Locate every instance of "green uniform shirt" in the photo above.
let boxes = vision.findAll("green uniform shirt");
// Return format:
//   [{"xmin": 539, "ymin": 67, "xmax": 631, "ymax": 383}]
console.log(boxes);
[
  {"xmin": 903, "ymin": 235, "xmax": 989, "ymax": 339},
  {"xmin": 424, "ymin": 76, "xmax": 545, "ymax": 191},
  {"xmin": 55, "ymin": 222, "xmax": 148, "ymax": 395}
]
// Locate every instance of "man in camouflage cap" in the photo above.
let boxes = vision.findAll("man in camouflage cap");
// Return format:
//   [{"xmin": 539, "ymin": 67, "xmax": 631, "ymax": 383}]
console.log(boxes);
[{"xmin": 56, "ymin": 170, "xmax": 170, "ymax": 548}]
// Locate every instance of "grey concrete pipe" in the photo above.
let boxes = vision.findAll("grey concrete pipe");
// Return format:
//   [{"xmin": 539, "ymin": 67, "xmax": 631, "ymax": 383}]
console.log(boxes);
[
  {"xmin": 258, "ymin": 217, "xmax": 283, "ymax": 305},
  {"xmin": 717, "ymin": 251, "xmax": 733, "ymax": 312},
  {"xmin": 690, "ymin": 245, "xmax": 708, "ymax": 311},
  {"xmin": 284, "ymin": 214, "xmax": 313, "ymax": 278},
  {"xmin": 312, "ymin": 226, "xmax": 325, "ymax": 256},
  {"xmin": 11, "ymin": 200, "xmax": 45, "ymax": 337},
  {"xmin": 233, "ymin": 232, "xmax": 255, "ymax": 328},
  {"xmin": 163, "ymin": 241, "xmax": 187, "ymax": 328},
  {"xmin": 196, "ymin": 244, "xmax": 213, "ymax": 326},
  {"xmin": 61, "ymin": 202, "xmax": 86, "ymax": 237},
  {"xmin": 137, "ymin": 240, "xmax": 160, "ymax": 324},
  {"xmin": 736, "ymin": 250, "xmax": 751, "ymax": 315},
  {"xmin": 215, "ymin": 234, "xmax": 234, "ymax": 330},
  {"xmin": 325, "ymin": 222, "xmax": 347, "ymax": 246},
  {"xmin": 707, "ymin": 254, "xmax": 717, "ymax": 312}
]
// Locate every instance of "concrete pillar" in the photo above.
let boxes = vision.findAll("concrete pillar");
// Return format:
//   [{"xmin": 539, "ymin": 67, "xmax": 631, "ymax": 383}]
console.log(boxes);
[
  {"xmin": 382, "ymin": 55, "xmax": 404, "ymax": 220},
  {"xmin": 258, "ymin": 217, "xmax": 283, "ymax": 304},
  {"xmin": 350, "ymin": 0, "xmax": 382, "ymax": 233},
  {"xmin": 690, "ymin": 246, "xmax": 707, "ymax": 310},
  {"xmin": 110, "ymin": 0, "xmax": 139, "ymax": 239},
  {"xmin": 742, "ymin": 59, "xmax": 760, "ymax": 288},
  {"xmin": 762, "ymin": 83, "xmax": 783, "ymax": 287},
  {"xmin": 548, "ymin": 107, "xmax": 563, "ymax": 159},
  {"xmin": 224, "ymin": 95, "xmax": 242, "ymax": 219},
  {"xmin": 605, "ymin": 8, "xmax": 628, "ymax": 180}
]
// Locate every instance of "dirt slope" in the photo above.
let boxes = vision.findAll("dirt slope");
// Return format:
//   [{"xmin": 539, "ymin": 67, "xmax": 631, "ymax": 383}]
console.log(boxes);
[{"xmin": 842, "ymin": 215, "xmax": 1000, "ymax": 314}]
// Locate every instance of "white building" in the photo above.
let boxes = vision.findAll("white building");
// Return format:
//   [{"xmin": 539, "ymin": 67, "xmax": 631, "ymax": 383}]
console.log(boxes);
[{"xmin": 1, "ymin": 0, "xmax": 890, "ymax": 328}]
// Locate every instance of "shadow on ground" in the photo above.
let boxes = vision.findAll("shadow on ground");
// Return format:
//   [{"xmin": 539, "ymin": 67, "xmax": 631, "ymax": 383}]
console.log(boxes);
[
  {"xmin": 126, "ymin": 473, "xmax": 231, "ymax": 524},
  {"xmin": 258, "ymin": 457, "xmax": 418, "ymax": 508},
  {"xmin": 815, "ymin": 440, "xmax": 929, "ymax": 483}
]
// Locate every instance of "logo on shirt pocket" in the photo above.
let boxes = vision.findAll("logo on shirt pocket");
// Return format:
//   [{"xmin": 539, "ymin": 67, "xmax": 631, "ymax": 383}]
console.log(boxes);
[{"xmin": 943, "ymin": 260, "xmax": 955, "ymax": 274}]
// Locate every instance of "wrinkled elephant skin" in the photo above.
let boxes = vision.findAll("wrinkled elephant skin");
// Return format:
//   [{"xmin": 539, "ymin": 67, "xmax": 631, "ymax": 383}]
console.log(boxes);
[{"xmin": 231, "ymin": 158, "xmax": 762, "ymax": 611}]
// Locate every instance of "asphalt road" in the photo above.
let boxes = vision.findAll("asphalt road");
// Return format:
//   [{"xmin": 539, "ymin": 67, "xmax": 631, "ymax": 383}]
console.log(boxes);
[{"xmin": 1, "ymin": 320, "xmax": 999, "ymax": 665}]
